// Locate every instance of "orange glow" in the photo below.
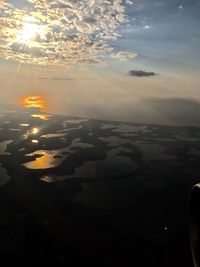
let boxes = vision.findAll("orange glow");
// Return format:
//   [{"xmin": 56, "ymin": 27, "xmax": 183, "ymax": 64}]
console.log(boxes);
[
  {"xmin": 19, "ymin": 95, "xmax": 47, "ymax": 111},
  {"xmin": 24, "ymin": 151, "xmax": 57, "ymax": 169}
]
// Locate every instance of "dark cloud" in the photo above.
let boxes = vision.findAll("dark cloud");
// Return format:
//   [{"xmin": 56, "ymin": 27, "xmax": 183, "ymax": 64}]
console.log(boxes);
[{"xmin": 128, "ymin": 70, "xmax": 157, "ymax": 77}]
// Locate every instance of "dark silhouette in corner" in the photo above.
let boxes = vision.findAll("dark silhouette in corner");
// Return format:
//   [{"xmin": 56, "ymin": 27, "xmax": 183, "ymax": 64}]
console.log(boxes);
[{"xmin": 189, "ymin": 184, "xmax": 200, "ymax": 267}]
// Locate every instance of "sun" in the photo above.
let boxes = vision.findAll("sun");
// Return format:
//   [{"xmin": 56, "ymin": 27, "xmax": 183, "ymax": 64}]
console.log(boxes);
[
  {"xmin": 17, "ymin": 17, "xmax": 45, "ymax": 45},
  {"xmin": 20, "ymin": 95, "xmax": 47, "ymax": 110},
  {"xmin": 17, "ymin": 24, "xmax": 39, "ymax": 43}
]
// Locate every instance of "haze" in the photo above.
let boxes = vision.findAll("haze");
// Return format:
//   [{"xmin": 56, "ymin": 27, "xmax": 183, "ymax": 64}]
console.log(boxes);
[{"xmin": 0, "ymin": 0, "xmax": 200, "ymax": 126}]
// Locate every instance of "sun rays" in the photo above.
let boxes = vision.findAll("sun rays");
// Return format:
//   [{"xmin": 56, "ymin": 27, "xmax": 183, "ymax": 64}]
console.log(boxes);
[{"xmin": 0, "ymin": 0, "xmax": 135, "ymax": 66}]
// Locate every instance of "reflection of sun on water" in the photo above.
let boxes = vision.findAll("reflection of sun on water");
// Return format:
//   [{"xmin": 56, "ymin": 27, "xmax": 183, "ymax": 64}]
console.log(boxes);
[
  {"xmin": 22, "ymin": 127, "xmax": 40, "ymax": 140},
  {"xmin": 31, "ymin": 114, "xmax": 52, "ymax": 121},
  {"xmin": 24, "ymin": 151, "xmax": 60, "ymax": 170},
  {"xmin": 32, "ymin": 140, "xmax": 39, "ymax": 144},
  {"xmin": 32, "ymin": 128, "xmax": 39, "ymax": 135}
]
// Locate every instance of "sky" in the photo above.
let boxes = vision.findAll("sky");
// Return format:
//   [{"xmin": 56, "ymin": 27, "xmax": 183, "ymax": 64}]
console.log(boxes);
[{"xmin": 0, "ymin": 0, "xmax": 200, "ymax": 126}]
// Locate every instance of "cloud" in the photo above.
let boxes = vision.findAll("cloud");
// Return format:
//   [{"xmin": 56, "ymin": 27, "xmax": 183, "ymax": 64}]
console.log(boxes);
[
  {"xmin": 125, "ymin": 0, "xmax": 134, "ymax": 5},
  {"xmin": 128, "ymin": 70, "xmax": 157, "ymax": 77},
  {"xmin": 142, "ymin": 25, "xmax": 151, "ymax": 30},
  {"xmin": 111, "ymin": 51, "xmax": 137, "ymax": 61},
  {"xmin": 0, "ymin": 0, "xmax": 136, "ymax": 67}
]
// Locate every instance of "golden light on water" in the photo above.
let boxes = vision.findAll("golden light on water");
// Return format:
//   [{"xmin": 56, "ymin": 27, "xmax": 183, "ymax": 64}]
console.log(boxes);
[
  {"xmin": 22, "ymin": 127, "xmax": 40, "ymax": 140},
  {"xmin": 32, "ymin": 140, "xmax": 39, "ymax": 144},
  {"xmin": 20, "ymin": 124, "xmax": 30, "ymax": 127},
  {"xmin": 25, "ymin": 151, "xmax": 49, "ymax": 169},
  {"xmin": 31, "ymin": 114, "xmax": 51, "ymax": 121},
  {"xmin": 24, "ymin": 151, "xmax": 58, "ymax": 170},
  {"xmin": 32, "ymin": 128, "xmax": 39, "ymax": 135}
]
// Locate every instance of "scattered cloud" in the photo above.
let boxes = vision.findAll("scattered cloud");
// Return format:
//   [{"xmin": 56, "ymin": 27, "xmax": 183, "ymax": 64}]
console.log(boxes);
[
  {"xmin": 111, "ymin": 51, "xmax": 137, "ymax": 61},
  {"xmin": 0, "ymin": 0, "xmax": 136, "ymax": 67},
  {"xmin": 128, "ymin": 70, "xmax": 157, "ymax": 77},
  {"xmin": 125, "ymin": 0, "xmax": 134, "ymax": 5},
  {"xmin": 142, "ymin": 25, "xmax": 151, "ymax": 30}
]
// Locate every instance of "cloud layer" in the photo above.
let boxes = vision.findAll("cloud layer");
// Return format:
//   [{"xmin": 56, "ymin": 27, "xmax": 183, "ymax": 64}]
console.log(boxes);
[{"xmin": 0, "ymin": 0, "xmax": 135, "ymax": 66}]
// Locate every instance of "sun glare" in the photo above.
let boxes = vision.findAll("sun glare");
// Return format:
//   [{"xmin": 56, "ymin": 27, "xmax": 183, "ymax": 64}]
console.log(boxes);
[
  {"xmin": 32, "ymin": 128, "xmax": 39, "ymax": 135},
  {"xmin": 20, "ymin": 95, "xmax": 47, "ymax": 111},
  {"xmin": 17, "ymin": 17, "xmax": 45, "ymax": 45}
]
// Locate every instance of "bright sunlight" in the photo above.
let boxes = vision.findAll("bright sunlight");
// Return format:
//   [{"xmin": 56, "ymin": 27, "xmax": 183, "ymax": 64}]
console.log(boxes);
[{"xmin": 17, "ymin": 17, "xmax": 45, "ymax": 45}]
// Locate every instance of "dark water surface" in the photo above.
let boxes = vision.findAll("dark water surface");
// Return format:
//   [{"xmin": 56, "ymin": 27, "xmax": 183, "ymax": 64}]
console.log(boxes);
[{"xmin": 0, "ymin": 109, "xmax": 199, "ymax": 266}]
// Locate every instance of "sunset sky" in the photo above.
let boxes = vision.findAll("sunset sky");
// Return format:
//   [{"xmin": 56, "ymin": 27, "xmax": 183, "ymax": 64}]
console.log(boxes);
[{"xmin": 0, "ymin": 0, "xmax": 200, "ymax": 125}]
